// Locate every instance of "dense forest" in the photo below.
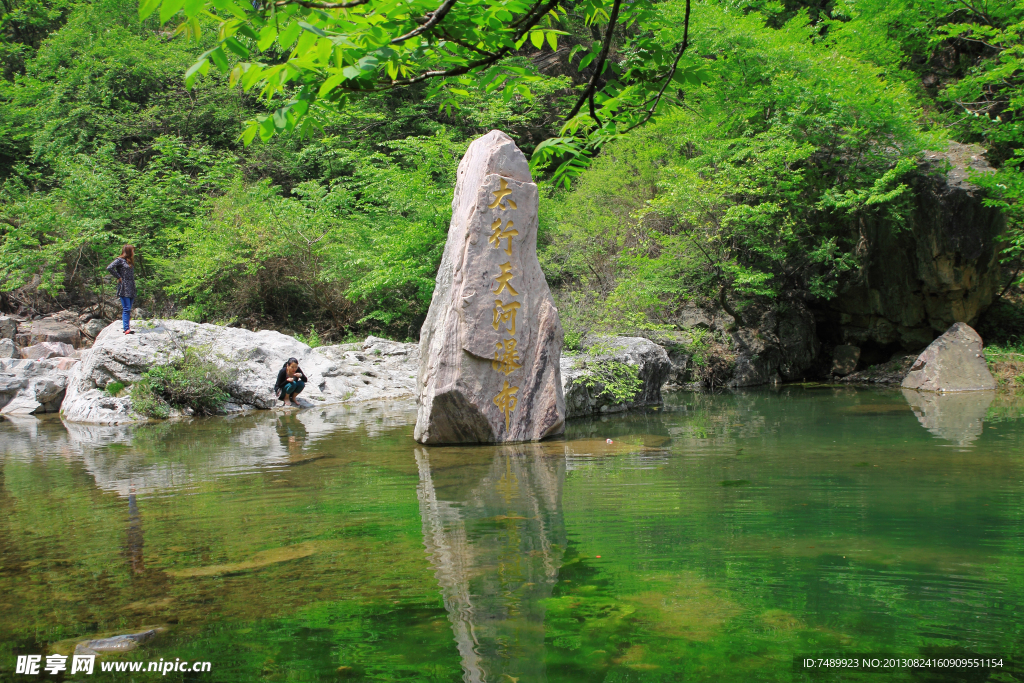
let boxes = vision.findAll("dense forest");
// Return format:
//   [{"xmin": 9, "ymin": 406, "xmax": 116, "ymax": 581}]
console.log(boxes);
[{"xmin": 1, "ymin": 0, "xmax": 1023, "ymax": 348}]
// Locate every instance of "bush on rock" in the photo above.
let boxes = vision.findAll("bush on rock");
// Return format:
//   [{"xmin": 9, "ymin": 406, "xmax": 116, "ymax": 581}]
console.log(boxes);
[{"xmin": 131, "ymin": 347, "xmax": 235, "ymax": 418}]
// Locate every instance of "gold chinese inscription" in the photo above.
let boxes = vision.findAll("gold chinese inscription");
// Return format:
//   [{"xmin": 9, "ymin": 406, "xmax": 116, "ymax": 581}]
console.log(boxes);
[
  {"xmin": 493, "ymin": 380, "xmax": 519, "ymax": 432},
  {"xmin": 493, "ymin": 262, "xmax": 519, "ymax": 297},
  {"xmin": 492, "ymin": 338, "xmax": 523, "ymax": 376},
  {"xmin": 487, "ymin": 178, "xmax": 517, "ymax": 211},
  {"xmin": 483, "ymin": 178, "xmax": 523, "ymax": 434},
  {"xmin": 489, "ymin": 219, "xmax": 518, "ymax": 255},
  {"xmin": 491, "ymin": 298, "xmax": 520, "ymax": 334}
]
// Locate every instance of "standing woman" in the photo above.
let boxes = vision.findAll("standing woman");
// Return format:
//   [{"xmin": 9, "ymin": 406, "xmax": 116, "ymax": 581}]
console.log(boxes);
[{"xmin": 106, "ymin": 245, "xmax": 137, "ymax": 335}]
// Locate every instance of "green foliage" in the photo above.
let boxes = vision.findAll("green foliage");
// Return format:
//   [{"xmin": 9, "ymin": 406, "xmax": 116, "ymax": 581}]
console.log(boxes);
[
  {"xmin": 129, "ymin": 379, "xmax": 171, "ymax": 418},
  {"xmin": 5, "ymin": 0, "xmax": 1024, "ymax": 350},
  {"xmin": 130, "ymin": 345, "xmax": 235, "ymax": 417},
  {"xmin": 295, "ymin": 323, "xmax": 321, "ymax": 348},
  {"xmin": 161, "ymin": 131, "xmax": 458, "ymax": 336},
  {"xmin": 576, "ymin": 342, "xmax": 644, "ymax": 403},
  {"xmin": 825, "ymin": 0, "xmax": 1024, "ymax": 292},
  {"xmin": 984, "ymin": 342, "xmax": 1024, "ymax": 390},
  {"xmin": 562, "ymin": 328, "xmax": 583, "ymax": 354},
  {"xmin": 542, "ymin": 5, "xmax": 927, "ymax": 336},
  {"xmin": 138, "ymin": 0, "xmax": 705, "ymax": 180},
  {"xmin": 104, "ymin": 380, "xmax": 126, "ymax": 396},
  {"xmin": 0, "ymin": 0, "xmax": 551, "ymax": 335}
]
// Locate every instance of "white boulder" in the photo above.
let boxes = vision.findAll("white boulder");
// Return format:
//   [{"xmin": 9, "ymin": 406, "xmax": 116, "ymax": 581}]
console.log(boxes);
[
  {"xmin": 61, "ymin": 321, "xmax": 420, "ymax": 424},
  {"xmin": 0, "ymin": 358, "xmax": 77, "ymax": 414}
]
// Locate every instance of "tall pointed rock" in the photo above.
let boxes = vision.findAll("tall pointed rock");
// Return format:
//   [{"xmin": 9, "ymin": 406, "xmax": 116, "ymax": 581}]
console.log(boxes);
[{"xmin": 415, "ymin": 131, "xmax": 565, "ymax": 444}]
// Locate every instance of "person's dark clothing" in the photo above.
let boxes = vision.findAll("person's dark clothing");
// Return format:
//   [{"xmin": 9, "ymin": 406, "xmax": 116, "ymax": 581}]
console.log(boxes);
[
  {"xmin": 283, "ymin": 380, "xmax": 305, "ymax": 397},
  {"xmin": 106, "ymin": 258, "xmax": 137, "ymax": 298},
  {"xmin": 275, "ymin": 366, "xmax": 308, "ymax": 398}
]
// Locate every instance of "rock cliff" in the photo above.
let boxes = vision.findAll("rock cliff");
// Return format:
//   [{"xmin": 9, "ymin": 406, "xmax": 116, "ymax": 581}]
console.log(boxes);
[
  {"xmin": 820, "ymin": 142, "xmax": 1004, "ymax": 356},
  {"xmin": 664, "ymin": 143, "xmax": 1005, "ymax": 386}
]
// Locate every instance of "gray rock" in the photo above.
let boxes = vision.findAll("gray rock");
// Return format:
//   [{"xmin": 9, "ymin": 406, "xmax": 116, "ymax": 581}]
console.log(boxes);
[
  {"xmin": 831, "ymin": 345, "xmax": 861, "ymax": 376},
  {"xmin": 1, "ymin": 395, "xmax": 42, "ymax": 415},
  {"xmin": 0, "ymin": 338, "xmax": 17, "ymax": 358},
  {"xmin": 902, "ymin": 388, "xmax": 995, "ymax": 445},
  {"xmin": 415, "ymin": 130, "xmax": 565, "ymax": 444},
  {"xmin": 667, "ymin": 300, "xmax": 818, "ymax": 388},
  {"xmin": 82, "ymin": 318, "xmax": 110, "ymax": 338},
  {"xmin": 678, "ymin": 305, "xmax": 715, "ymax": 330},
  {"xmin": 0, "ymin": 316, "xmax": 16, "ymax": 340},
  {"xmin": 841, "ymin": 354, "xmax": 916, "ymax": 385},
  {"xmin": 561, "ymin": 337, "xmax": 670, "ymax": 419},
  {"xmin": 62, "ymin": 321, "xmax": 421, "ymax": 424},
  {"xmin": 0, "ymin": 358, "xmax": 73, "ymax": 414},
  {"xmin": 21, "ymin": 341, "xmax": 76, "ymax": 360},
  {"xmin": 901, "ymin": 322, "xmax": 996, "ymax": 392},
  {"xmin": 29, "ymin": 319, "xmax": 82, "ymax": 348},
  {"xmin": 664, "ymin": 345, "xmax": 691, "ymax": 387}
]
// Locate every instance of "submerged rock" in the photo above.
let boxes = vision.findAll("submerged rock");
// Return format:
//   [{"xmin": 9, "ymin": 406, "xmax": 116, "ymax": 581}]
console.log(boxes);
[
  {"xmin": 61, "ymin": 322, "xmax": 420, "ymax": 424},
  {"xmin": 415, "ymin": 130, "xmax": 565, "ymax": 444},
  {"xmin": 840, "ymin": 354, "xmax": 917, "ymax": 385},
  {"xmin": 74, "ymin": 629, "xmax": 159, "ymax": 656},
  {"xmin": 901, "ymin": 322, "xmax": 996, "ymax": 392},
  {"xmin": 561, "ymin": 337, "xmax": 670, "ymax": 419}
]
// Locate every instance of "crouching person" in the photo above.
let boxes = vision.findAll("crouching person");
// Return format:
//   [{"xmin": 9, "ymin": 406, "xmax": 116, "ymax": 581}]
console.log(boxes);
[{"xmin": 275, "ymin": 357, "xmax": 307, "ymax": 407}]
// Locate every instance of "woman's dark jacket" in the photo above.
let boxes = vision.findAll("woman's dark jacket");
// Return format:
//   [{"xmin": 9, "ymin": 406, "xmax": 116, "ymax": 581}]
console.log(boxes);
[
  {"xmin": 275, "ymin": 366, "xmax": 308, "ymax": 396},
  {"xmin": 106, "ymin": 258, "xmax": 137, "ymax": 298}
]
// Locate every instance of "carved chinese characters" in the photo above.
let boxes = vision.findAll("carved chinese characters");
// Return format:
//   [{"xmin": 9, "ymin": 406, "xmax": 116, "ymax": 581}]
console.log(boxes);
[{"xmin": 415, "ymin": 130, "xmax": 566, "ymax": 444}]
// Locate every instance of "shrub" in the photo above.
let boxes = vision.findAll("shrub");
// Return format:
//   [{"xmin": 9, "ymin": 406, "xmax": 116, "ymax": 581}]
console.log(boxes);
[
  {"xmin": 296, "ymin": 324, "xmax": 322, "ymax": 348},
  {"xmin": 130, "ymin": 346, "xmax": 235, "ymax": 418},
  {"xmin": 984, "ymin": 343, "xmax": 1024, "ymax": 390},
  {"xmin": 105, "ymin": 381, "xmax": 126, "ymax": 396},
  {"xmin": 563, "ymin": 330, "xmax": 584, "ymax": 354},
  {"xmin": 576, "ymin": 342, "xmax": 644, "ymax": 404}
]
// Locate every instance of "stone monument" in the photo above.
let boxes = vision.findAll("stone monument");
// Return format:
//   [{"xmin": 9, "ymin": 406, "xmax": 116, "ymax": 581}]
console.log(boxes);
[{"xmin": 415, "ymin": 130, "xmax": 565, "ymax": 444}]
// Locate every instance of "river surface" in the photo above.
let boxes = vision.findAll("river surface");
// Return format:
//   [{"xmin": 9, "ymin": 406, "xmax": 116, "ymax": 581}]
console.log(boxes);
[{"xmin": 1, "ymin": 386, "xmax": 1023, "ymax": 682}]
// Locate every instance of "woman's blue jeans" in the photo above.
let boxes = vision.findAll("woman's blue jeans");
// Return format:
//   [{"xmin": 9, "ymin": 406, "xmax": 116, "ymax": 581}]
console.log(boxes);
[
  {"xmin": 120, "ymin": 297, "xmax": 133, "ymax": 331},
  {"xmin": 283, "ymin": 380, "xmax": 305, "ymax": 397}
]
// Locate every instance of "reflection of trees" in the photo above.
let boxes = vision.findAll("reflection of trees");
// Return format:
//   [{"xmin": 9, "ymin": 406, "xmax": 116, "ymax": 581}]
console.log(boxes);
[{"xmin": 416, "ymin": 445, "xmax": 566, "ymax": 683}]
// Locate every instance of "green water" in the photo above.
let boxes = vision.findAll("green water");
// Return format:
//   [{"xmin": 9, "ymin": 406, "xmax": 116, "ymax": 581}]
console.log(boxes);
[{"xmin": 1, "ymin": 387, "xmax": 1023, "ymax": 682}]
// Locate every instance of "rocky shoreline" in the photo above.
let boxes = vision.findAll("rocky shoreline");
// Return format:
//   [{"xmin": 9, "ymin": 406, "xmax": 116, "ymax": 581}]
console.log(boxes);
[
  {"xmin": 0, "ymin": 315, "xmax": 677, "ymax": 423},
  {"xmin": 0, "ymin": 312, "xmax": 997, "ymax": 425}
]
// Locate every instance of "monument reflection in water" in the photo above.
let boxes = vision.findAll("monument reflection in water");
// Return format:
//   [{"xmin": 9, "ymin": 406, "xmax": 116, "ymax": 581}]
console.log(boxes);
[{"xmin": 415, "ymin": 444, "xmax": 566, "ymax": 683}]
